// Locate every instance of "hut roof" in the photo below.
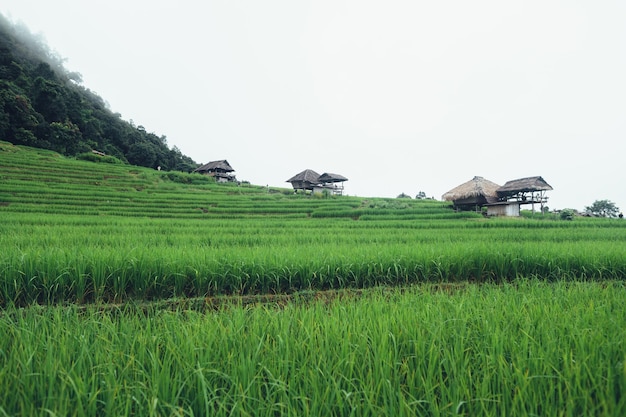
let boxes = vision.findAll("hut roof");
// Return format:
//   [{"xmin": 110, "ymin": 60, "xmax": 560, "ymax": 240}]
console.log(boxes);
[
  {"xmin": 318, "ymin": 172, "xmax": 348, "ymax": 183},
  {"xmin": 286, "ymin": 169, "xmax": 321, "ymax": 183},
  {"xmin": 441, "ymin": 176, "xmax": 501, "ymax": 201},
  {"xmin": 194, "ymin": 160, "xmax": 234, "ymax": 172},
  {"xmin": 497, "ymin": 176, "xmax": 553, "ymax": 195}
]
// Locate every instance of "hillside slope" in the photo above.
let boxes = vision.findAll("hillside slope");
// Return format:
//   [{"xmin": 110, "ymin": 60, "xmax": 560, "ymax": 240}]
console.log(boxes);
[
  {"xmin": 0, "ymin": 140, "xmax": 454, "ymax": 219},
  {"xmin": 0, "ymin": 13, "xmax": 197, "ymax": 171},
  {"xmin": 0, "ymin": 142, "xmax": 492, "ymax": 305}
]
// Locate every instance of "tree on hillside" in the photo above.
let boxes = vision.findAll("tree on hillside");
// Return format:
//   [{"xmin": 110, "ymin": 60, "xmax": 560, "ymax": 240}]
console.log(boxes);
[
  {"xmin": 0, "ymin": 14, "xmax": 199, "ymax": 172},
  {"xmin": 127, "ymin": 141, "xmax": 157, "ymax": 168},
  {"xmin": 585, "ymin": 200, "xmax": 620, "ymax": 218}
]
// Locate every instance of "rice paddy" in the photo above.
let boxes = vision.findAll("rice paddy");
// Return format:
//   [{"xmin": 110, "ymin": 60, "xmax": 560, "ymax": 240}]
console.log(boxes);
[{"xmin": 1, "ymin": 140, "xmax": 625, "ymax": 416}]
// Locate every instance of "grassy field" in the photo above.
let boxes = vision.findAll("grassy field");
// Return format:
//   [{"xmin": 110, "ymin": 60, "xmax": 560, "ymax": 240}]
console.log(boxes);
[
  {"xmin": 1, "ymin": 140, "xmax": 625, "ymax": 416},
  {"xmin": 2, "ymin": 281, "xmax": 625, "ymax": 416}
]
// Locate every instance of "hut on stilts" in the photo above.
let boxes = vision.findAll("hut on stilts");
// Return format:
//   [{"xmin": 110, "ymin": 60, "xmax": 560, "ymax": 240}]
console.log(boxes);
[
  {"xmin": 286, "ymin": 169, "xmax": 348, "ymax": 195},
  {"xmin": 442, "ymin": 175, "xmax": 553, "ymax": 216},
  {"xmin": 441, "ymin": 176, "xmax": 501, "ymax": 212},
  {"xmin": 494, "ymin": 176, "xmax": 553, "ymax": 215},
  {"xmin": 286, "ymin": 169, "xmax": 322, "ymax": 193}
]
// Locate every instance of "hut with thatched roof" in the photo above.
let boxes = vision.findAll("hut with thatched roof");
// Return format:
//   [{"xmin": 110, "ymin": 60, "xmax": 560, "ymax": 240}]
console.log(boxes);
[
  {"xmin": 497, "ymin": 176, "xmax": 553, "ymax": 199},
  {"xmin": 194, "ymin": 160, "xmax": 236, "ymax": 182},
  {"xmin": 495, "ymin": 176, "xmax": 553, "ymax": 214},
  {"xmin": 316, "ymin": 173, "xmax": 348, "ymax": 195},
  {"xmin": 441, "ymin": 176, "xmax": 501, "ymax": 211},
  {"xmin": 444, "ymin": 175, "xmax": 554, "ymax": 216},
  {"xmin": 286, "ymin": 169, "xmax": 321, "ymax": 192},
  {"xmin": 287, "ymin": 170, "xmax": 349, "ymax": 194}
]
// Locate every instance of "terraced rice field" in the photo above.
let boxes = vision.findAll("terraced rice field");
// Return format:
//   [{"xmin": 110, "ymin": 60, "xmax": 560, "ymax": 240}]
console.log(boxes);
[{"xmin": 1, "ymin": 140, "xmax": 625, "ymax": 416}]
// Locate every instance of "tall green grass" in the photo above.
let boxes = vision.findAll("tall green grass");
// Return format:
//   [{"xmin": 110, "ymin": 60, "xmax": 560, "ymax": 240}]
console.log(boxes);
[
  {"xmin": 0, "ymin": 281, "xmax": 624, "ymax": 416},
  {"xmin": 2, "ymin": 210, "xmax": 626, "ymax": 305}
]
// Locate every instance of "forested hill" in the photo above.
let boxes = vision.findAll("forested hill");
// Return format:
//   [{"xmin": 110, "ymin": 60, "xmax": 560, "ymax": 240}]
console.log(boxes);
[{"xmin": 0, "ymin": 13, "xmax": 197, "ymax": 172}]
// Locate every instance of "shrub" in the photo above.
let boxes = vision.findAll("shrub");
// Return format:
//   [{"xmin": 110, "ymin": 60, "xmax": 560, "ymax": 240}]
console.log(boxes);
[
  {"xmin": 161, "ymin": 171, "xmax": 214, "ymax": 184},
  {"xmin": 76, "ymin": 152, "xmax": 124, "ymax": 164},
  {"xmin": 560, "ymin": 208, "xmax": 575, "ymax": 221}
]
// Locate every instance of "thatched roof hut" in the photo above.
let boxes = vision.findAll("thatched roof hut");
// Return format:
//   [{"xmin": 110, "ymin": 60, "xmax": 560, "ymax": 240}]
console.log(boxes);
[
  {"xmin": 194, "ymin": 160, "xmax": 236, "ymax": 182},
  {"xmin": 496, "ymin": 176, "xmax": 553, "ymax": 198},
  {"xmin": 318, "ymin": 173, "xmax": 348, "ymax": 184},
  {"xmin": 194, "ymin": 160, "xmax": 234, "ymax": 174},
  {"xmin": 287, "ymin": 170, "xmax": 349, "ymax": 194},
  {"xmin": 495, "ymin": 176, "xmax": 553, "ymax": 215},
  {"xmin": 317, "ymin": 173, "xmax": 348, "ymax": 195},
  {"xmin": 442, "ymin": 176, "xmax": 501, "ymax": 209},
  {"xmin": 286, "ymin": 169, "xmax": 321, "ymax": 191}
]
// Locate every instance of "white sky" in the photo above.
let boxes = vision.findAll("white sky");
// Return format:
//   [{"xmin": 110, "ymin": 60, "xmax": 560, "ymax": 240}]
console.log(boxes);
[{"xmin": 3, "ymin": 1, "xmax": 626, "ymax": 211}]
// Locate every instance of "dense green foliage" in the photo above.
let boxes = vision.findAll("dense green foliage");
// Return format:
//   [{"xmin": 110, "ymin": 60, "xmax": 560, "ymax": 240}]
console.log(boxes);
[
  {"xmin": 1, "ymin": 143, "xmax": 626, "ymax": 416},
  {"xmin": 586, "ymin": 199, "xmax": 621, "ymax": 218},
  {"xmin": 560, "ymin": 208, "xmax": 576, "ymax": 221},
  {"xmin": 0, "ymin": 14, "xmax": 197, "ymax": 171}
]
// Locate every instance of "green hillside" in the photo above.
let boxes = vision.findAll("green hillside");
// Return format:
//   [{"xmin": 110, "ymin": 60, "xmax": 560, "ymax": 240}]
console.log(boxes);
[
  {"xmin": 0, "ymin": 14, "xmax": 197, "ymax": 171},
  {"xmin": 0, "ymin": 140, "xmax": 456, "ymax": 219}
]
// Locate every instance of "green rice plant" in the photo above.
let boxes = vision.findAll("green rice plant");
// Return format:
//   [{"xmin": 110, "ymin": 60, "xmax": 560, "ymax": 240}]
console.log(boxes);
[
  {"xmin": 3, "ymin": 218, "xmax": 626, "ymax": 305},
  {"xmin": 0, "ymin": 281, "xmax": 624, "ymax": 416},
  {"xmin": 3, "ymin": 142, "xmax": 626, "ymax": 305}
]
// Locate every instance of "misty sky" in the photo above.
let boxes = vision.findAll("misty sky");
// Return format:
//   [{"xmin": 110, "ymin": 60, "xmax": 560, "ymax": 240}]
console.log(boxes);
[{"xmin": 3, "ymin": 1, "xmax": 626, "ymax": 211}]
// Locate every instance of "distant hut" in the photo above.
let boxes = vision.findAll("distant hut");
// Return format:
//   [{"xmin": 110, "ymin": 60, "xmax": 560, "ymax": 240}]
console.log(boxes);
[
  {"xmin": 194, "ymin": 160, "xmax": 236, "ymax": 182},
  {"xmin": 495, "ymin": 176, "xmax": 553, "ymax": 214},
  {"xmin": 286, "ymin": 169, "xmax": 321, "ymax": 193},
  {"xmin": 442, "ymin": 176, "xmax": 501, "ymax": 211},
  {"xmin": 317, "ymin": 173, "xmax": 348, "ymax": 195}
]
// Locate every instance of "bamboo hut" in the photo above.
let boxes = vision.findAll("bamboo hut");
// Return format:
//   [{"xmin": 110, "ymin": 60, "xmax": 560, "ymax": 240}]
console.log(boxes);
[{"xmin": 442, "ymin": 176, "xmax": 501, "ymax": 211}]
